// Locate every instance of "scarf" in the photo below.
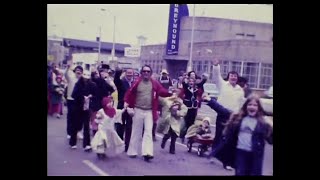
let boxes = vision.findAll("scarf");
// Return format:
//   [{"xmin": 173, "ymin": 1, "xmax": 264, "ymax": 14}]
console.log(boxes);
[{"xmin": 101, "ymin": 96, "xmax": 116, "ymax": 118}]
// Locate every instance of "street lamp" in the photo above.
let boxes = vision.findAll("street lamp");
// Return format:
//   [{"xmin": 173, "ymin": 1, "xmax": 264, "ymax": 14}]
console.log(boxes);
[
  {"xmin": 187, "ymin": 4, "xmax": 196, "ymax": 72},
  {"xmin": 101, "ymin": 8, "xmax": 116, "ymax": 68},
  {"xmin": 79, "ymin": 20, "xmax": 101, "ymax": 65}
]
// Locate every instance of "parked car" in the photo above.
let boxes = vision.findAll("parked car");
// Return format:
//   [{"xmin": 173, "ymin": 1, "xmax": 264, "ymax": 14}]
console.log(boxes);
[
  {"xmin": 203, "ymin": 83, "xmax": 219, "ymax": 99},
  {"xmin": 264, "ymin": 86, "xmax": 273, "ymax": 98},
  {"xmin": 260, "ymin": 86, "xmax": 273, "ymax": 115}
]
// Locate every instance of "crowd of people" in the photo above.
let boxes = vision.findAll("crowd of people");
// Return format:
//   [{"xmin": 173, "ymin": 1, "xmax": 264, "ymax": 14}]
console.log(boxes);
[{"xmin": 47, "ymin": 56, "xmax": 273, "ymax": 176}]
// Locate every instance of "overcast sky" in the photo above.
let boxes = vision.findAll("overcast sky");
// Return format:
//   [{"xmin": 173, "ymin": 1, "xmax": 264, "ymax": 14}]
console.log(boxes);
[{"xmin": 47, "ymin": 4, "xmax": 273, "ymax": 45}]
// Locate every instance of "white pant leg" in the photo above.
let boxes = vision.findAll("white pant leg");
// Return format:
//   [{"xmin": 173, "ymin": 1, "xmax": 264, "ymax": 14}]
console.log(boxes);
[
  {"xmin": 127, "ymin": 108, "xmax": 144, "ymax": 156},
  {"xmin": 141, "ymin": 110, "xmax": 153, "ymax": 156}
]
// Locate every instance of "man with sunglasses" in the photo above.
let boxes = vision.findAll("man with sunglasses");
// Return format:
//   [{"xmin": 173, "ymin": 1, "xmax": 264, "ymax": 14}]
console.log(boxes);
[{"xmin": 124, "ymin": 65, "xmax": 172, "ymax": 162}]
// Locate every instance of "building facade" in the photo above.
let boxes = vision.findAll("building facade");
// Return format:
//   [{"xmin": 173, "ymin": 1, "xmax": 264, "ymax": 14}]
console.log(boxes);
[
  {"xmin": 140, "ymin": 17, "xmax": 273, "ymax": 90},
  {"xmin": 62, "ymin": 38, "xmax": 132, "ymax": 69},
  {"xmin": 47, "ymin": 36, "xmax": 68, "ymax": 66}
]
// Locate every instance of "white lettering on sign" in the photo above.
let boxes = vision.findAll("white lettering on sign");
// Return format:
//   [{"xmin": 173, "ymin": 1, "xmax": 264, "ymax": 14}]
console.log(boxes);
[
  {"xmin": 124, "ymin": 47, "xmax": 141, "ymax": 57},
  {"xmin": 173, "ymin": 23, "xmax": 178, "ymax": 29},
  {"xmin": 174, "ymin": 13, "xmax": 178, "ymax": 18},
  {"xmin": 167, "ymin": 4, "xmax": 182, "ymax": 54},
  {"xmin": 174, "ymin": 7, "xmax": 179, "ymax": 13}
]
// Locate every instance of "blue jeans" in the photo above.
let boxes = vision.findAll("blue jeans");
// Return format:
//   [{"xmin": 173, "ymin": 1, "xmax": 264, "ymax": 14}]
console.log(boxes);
[{"xmin": 235, "ymin": 149, "xmax": 262, "ymax": 176}]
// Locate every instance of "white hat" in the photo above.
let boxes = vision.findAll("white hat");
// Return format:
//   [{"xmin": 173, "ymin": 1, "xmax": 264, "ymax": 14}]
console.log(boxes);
[
  {"xmin": 202, "ymin": 117, "xmax": 211, "ymax": 124},
  {"xmin": 161, "ymin": 69, "xmax": 169, "ymax": 74}
]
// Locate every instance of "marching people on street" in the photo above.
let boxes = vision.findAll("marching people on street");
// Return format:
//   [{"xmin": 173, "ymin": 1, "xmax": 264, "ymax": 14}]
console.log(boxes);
[
  {"xmin": 155, "ymin": 69, "xmax": 174, "ymax": 141},
  {"xmin": 64, "ymin": 58, "xmax": 84, "ymax": 140},
  {"xmin": 179, "ymin": 77, "xmax": 203, "ymax": 143},
  {"xmin": 208, "ymin": 58, "xmax": 245, "ymax": 170},
  {"xmin": 91, "ymin": 96, "xmax": 125, "ymax": 159},
  {"xmin": 49, "ymin": 75, "xmax": 65, "ymax": 118},
  {"xmin": 69, "ymin": 70, "xmax": 97, "ymax": 151},
  {"xmin": 114, "ymin": 68, "xmax": 135, "ymax": 152},
  {"xmin": 158, "ymin": 90, "xmax": 188, "ymax": 154},
  {"xmin": 124, "ymin": 65, "xmax": 172, "ymax": 162},
  {"xmin": 209, "ymin": 94, "xmax": 273, "ymax": 176}
]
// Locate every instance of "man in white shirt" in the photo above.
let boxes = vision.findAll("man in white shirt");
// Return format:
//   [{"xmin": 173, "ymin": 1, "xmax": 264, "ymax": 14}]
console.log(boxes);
[
  {"xmin": 209, "ymin": 58, "xmax": 245, "ymax": 170},
  {"xmin": 64, "ymin": 57, "xmax": 83, "ymax": 140}
]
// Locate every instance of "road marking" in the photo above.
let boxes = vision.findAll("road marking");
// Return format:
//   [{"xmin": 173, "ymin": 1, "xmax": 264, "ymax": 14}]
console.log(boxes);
[{"xmin": 82, "ymin": 160, "xmax": 110, "ymax": 176}]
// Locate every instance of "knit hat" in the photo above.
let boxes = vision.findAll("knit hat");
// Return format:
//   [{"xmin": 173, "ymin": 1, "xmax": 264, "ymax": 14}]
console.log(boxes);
[
  {"xmin": 161, "ymin": 69, "xmax": 169, "ymax": 74},
  {"xmin": 202, "ymin": 117, "xmax": 211, "ymax": 124}
]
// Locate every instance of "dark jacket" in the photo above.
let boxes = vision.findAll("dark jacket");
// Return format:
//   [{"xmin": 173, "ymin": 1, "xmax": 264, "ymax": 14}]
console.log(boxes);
[
  {"xmin": 72, "ymin": 77, "xmax": 98, "ymax": 111},
  {"xmin": 182, "ymin": 78, "xmax": 206, "ymax": 108},
  {"xmin": 114, "ymin": 69, "xmax": 132, "ymax": 109},
  {"xmin": 92, "ymin": 77, "xmax": 115, "ymax": 110},
  {"xmin": 213, "ymin": 117, "xmax": 273, "ymax": 169}
]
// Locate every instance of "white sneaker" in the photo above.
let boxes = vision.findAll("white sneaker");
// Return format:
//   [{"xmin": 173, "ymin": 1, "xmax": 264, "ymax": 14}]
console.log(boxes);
[
  {"xmin": 77, "ymin": 132, "xmax": 83, "ymax": 139},
  {"xmin": 67, "ymin": 135, "xmax": 71, "ymax": 139},
  {"xmin": 224, "ymin": 165, "xmax": 233, "ymax": 171},
  {"xmin": 71, "ymin": 145, "xmax": 77, "ymax": 149},
  {"xmin": 84, "ymin": 146, "xmax": 92, "ymax": 151}
]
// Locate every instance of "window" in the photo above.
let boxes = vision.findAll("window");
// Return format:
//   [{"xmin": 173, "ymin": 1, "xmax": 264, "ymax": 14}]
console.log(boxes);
[
  {"xmin": 85, "ymin": 64, "xmax": 90, "ymax": 71},
  {"xmin": 197, "ymin": 61, "xmax": 202, "ymax": 73},
  {"xmin": 242, "ymin": 62, "xmax": 259, "ymax": 88},
  {"xmin": 260, "ymin": 63, "xmax": 273, "ymax": 89},
  {"xmin": 192, "ymin": 61, "xmax": 198, "ymax": 72},
  {"xmin": 220, "ymin": 61, "xmax": 230, "ymax": 79},
  {"xmin": 203, "ymin": 61, "xmax": 209, "ymax": 73},
  {"xmin": 76, "ymin": 62, "xmax": 83, "ymax": 66},
  {"xmin": 230, "ymin": 61, "xmax": 242, "ymax": 74},
  {"xmin": 246, "ymin": 34, "xmax": 256, "ymax": 39},
  {"xmin": 236, "ymin": 33, "xmax": 245, "ymax": 39}
]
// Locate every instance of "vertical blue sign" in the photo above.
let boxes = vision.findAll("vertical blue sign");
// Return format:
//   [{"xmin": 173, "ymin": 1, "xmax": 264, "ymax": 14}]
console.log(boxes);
[{"xmin": 166, "ymin": 4, "xmax": 189, "ymax": 55}]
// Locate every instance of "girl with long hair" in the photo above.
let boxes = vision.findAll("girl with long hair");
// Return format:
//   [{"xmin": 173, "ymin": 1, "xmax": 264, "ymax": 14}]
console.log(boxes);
[{"xmin": 213, "ymin": 94, "xmax": 273, "ymax": 176}]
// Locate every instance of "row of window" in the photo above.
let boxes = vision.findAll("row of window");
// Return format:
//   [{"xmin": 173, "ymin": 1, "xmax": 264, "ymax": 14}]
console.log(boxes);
[{"xmin": 193, "ymin": 60, "xmax": 273, "ymax": 90}]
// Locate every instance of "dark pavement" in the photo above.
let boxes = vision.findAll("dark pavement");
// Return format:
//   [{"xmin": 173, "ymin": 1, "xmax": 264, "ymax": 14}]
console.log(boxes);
[{"xmin": 48, "ymin": 105, "xmax": 273, "ymax": 176}]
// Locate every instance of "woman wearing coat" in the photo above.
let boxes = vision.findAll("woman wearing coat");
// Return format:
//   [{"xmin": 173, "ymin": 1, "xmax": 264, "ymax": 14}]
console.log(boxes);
[{"xmin": 210, "ymin": 94, "xmax": 273, "ymax": 176}]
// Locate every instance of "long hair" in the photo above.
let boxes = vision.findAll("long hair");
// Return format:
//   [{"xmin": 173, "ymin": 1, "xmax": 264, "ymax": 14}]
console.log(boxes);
[{"xmin": 223, "ymin": 94, "xmax": 266, "ymax": 135}]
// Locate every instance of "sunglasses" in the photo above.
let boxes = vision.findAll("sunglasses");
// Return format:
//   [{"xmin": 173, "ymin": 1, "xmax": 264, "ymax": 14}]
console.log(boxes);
[{"xmin": 142, "ymin": 70, "xmax": 151, "ymax": 73}]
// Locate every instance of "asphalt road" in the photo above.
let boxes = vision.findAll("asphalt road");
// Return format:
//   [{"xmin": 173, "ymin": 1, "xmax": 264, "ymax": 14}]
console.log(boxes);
[{"xmin": 47, "ymin": 105, "xmax": 273, "ymax": 176}]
